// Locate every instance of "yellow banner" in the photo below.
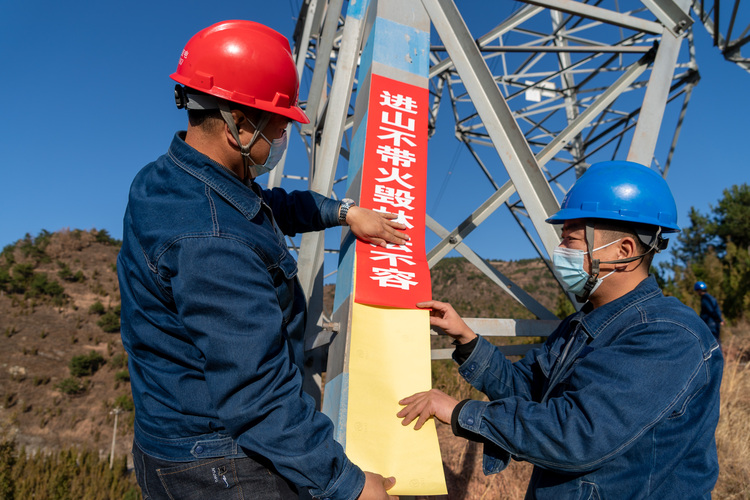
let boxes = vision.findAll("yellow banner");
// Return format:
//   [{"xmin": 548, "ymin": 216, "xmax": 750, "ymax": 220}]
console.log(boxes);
[{"xmin": 345, "ymin": 302, "xmax": 447, "ymax": 495}]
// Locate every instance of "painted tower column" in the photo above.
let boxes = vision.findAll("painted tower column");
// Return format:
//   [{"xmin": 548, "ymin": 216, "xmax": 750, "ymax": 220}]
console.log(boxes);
[{"xmin": 322, "ymin": 0, "xmax": 446, "ymax": 495}]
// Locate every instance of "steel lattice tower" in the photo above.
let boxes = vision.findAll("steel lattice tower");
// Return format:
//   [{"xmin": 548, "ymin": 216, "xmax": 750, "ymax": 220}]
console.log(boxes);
[{"xmin": 262, "ymin": 0, "xmax": 747, "ymax": 392}]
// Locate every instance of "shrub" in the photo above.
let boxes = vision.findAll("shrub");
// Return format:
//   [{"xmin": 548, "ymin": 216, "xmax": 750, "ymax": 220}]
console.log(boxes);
[
  {"xmin": 69, "ymin": 351, "xmax": 105, "ymax": 377},
  {"xmin": 56, "ymin": 378, "xmax": 84, "ymax": 395},
  {"xmin": 0, "ymin": 268, "xmax": 11, "ymax": 292},
  {"xmin": 27, "ymin": 273, "xmax": 65, "ymax": 301},
  {"xmin": 88, "ymin": 301, "xmax": 105, "ymax": 315},
  {"xmin": 57, "ymin": 261, "xmax": 72, "ymax": 281},
  {"xmin": 19, "ymin": 231, "xmax": 51, "ymax": 264},
  {"xmin": 57, "ymin": 262, "xmax": 86, "ymax": 283},
  {"xmin": 94, "ymin": 229, "xmax": 122, "ymax": 246},
  {"xmin": 0, "ymin": 244, "xmax": 16, "ymax": 265},
  {"xmin": 110, "ymin": 353, "xmax": 128, "ymax": 369},
  {"xmin": 8, "ymin": 264, "xmax": 34, "ymax": 294},
  {"xmin": 114, "ymin": 370, "xmax": 130, "ymax": 383},
  {"xmin": 113, "ymin": 394, "xmax": 135, "ymax": 412},
  {"xmin": 97, "ymin": 312, "xmax": 120, "ymax": 333}
]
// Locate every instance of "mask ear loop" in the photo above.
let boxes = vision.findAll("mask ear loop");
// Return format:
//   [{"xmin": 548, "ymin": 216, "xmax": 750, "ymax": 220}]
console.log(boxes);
[{"xmin": 217, "ymin": 101, "xmax": 271, "ymax": 182}]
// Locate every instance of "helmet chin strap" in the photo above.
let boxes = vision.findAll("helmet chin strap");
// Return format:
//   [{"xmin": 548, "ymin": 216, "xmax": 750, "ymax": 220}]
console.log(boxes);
[
  {"xmin": 577, "ymin": 224, "xmax": 600, "ymax": 302},
  {"xmin": 217, "ymin": 100, "xmax": 271, "ymax": 182},
  {"xmin": 577, "ymin": 223, "xmax": 664, "ymax": 303}
]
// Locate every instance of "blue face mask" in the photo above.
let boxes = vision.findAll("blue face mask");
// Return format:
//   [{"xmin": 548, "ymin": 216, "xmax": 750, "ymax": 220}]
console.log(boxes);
[{"xmin": 552, "ymin": 239, "xmax": 620, "ymax": 297}]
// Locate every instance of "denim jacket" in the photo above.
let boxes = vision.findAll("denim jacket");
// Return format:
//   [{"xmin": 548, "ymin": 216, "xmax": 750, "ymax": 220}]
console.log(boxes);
[
  {"xmin": 454, "ymin": 276, "xmax": 722, "ymax": 499},
  {"xmin": 117, "ymin": 133, "xmax": 364, "ymax": 500}
]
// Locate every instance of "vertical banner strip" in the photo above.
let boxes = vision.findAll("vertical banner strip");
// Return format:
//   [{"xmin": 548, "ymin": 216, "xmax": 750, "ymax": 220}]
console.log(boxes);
[
  {"xmin": 355, "ymin": 73, "xmax": 432, "ymax": 307},
  {"xmin": 324, "ymin": 2, "xmax": 446, "ymax": 495},
  {"xmin": 346, "ymin": 303, "xmax": 447, "ymax": 495}
]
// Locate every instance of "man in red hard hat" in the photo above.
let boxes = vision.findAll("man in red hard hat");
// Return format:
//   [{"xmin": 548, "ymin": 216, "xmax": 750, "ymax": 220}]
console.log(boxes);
[{"xmin": 118, "ymin": 20, "xmax": 401, "ymax": 500}]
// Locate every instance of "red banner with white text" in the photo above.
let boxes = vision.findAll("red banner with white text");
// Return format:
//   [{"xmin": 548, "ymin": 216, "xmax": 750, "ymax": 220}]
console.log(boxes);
[{"xmin": 354, "ymin": 73, "xmax": 432, "ymax": 308}]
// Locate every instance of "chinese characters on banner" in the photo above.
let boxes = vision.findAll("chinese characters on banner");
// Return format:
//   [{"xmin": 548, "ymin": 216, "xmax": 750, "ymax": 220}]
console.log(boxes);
[{"xmin": 355, "ymin": 73, "xmax": 432, "ymax": 307}]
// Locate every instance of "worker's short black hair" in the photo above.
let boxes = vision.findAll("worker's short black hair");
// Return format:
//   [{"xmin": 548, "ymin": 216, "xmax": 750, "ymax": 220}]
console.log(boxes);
[{"xmin": 187, "ymin": 108, "xmax": 223, "ymax": 128}]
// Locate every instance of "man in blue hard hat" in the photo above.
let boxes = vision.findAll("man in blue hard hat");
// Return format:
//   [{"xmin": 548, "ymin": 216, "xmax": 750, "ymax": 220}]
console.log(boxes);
[
  {"xmin": 694, "ymin": 281, "xmax": 724, "ymax": 341},
  {"xmin": 398, "ymin": 161, "xmax": 723, "ymax": 499}
]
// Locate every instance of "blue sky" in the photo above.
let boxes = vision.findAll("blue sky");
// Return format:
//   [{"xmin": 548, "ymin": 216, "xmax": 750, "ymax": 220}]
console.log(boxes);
[{"xmin": 1, "ymin": 1, "xmax": 747, "ymax": 270}]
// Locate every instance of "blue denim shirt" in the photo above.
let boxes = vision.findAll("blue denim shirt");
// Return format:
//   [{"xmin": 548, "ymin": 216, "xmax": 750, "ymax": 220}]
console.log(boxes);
[
  {"xmin": 454, "ymin": 276, "xmax": 722, "ymax": 499},
  {"xmin": 117, "ymin": 133, "xmax": 364, "ymax": 500}
]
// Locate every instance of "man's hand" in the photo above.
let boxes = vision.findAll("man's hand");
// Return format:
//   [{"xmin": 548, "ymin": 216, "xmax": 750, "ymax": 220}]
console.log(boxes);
[
  {"xmin": 416, "ymin": 300, "xmax": 477, "ymax": 344},
  {"xmin": 398, "ymin": 389, "xmax": 459, "ymax": 430},
  {"xmin": 358, "ymin": 472, "xmax": 398, "ymax": 499},
  {"xmin": 346, "ymin": 206, "xmax": 409, "ymax": 247}
]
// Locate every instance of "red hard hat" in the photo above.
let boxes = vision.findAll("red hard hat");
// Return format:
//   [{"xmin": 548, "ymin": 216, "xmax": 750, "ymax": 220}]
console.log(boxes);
[{"xmin": 170, "ymin": 20, "xmax": 309, "ymax": 124}]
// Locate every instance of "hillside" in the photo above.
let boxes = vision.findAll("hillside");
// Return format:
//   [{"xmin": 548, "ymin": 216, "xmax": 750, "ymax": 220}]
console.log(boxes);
[
  {"xmin": 429, "ymin": 256, "xmax": 559, "ymax": 318},
  {"xmin": 0, "ymin": 230, "xmax": 130, "ymax": 463},
  {"xmin": 0, "ymin": 229, "xmax": 560, "ymax": 464}
]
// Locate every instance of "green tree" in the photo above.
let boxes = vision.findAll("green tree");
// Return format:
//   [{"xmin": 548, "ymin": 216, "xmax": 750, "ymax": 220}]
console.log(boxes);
[
  {"xmin": 660, "ymin": 183, "xmax": 750, "ymax": 322},
  {"xmin": 722, "ymin": 240, "xmax": 750, "ymax": 320},
  {"xmin": 713, "ymin": 183, "xmax": 750, "ymax": 251},
  {"xmin": 8, "ymin": 263, "xmax": 34, "ymax": 294},
  {"xmin": 672, "ymin": 207, "xmax": 717, "ymax": 267}
]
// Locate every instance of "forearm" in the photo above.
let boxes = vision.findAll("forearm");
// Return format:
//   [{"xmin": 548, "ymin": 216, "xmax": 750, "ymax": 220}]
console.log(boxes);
[
  {"xmin": 262, "ymin": 187, "xmax": 340, "ymax": 234},
  {"xmin": 457, "ymin": 335, "xmax": 538, "ymax": 401},
  {"xmin": 452, "ymin": 332, "xmax": 706, "ymax": 472}
]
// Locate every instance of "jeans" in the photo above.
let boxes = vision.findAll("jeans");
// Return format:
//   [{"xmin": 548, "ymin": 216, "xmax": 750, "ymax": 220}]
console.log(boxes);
[{"xmin": 133, "ymin": 441, "xmax": 299, "ymax": 500}]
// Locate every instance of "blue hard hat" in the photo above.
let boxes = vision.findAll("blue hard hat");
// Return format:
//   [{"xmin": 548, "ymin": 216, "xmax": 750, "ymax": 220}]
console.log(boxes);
[
  {"xmin": 694, "ymin": 281, "xmax": 707, "ymax": 291},
  {"xmin": 546, "ymin": 160, "xmax": 680, "ymax": 232}
]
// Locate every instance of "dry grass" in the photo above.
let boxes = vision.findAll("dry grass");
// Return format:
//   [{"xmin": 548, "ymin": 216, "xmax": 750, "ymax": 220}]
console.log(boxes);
[
  {"xmin": 425, "ymin": 325, "xmax": 750, "ymax": 499},
  {"xmin": 714, "ymin": 324, "xmax": 750, "ymax": 499}
]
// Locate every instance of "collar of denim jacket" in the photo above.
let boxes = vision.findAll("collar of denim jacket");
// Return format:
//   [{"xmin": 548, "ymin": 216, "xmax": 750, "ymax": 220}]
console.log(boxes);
[
  {"xmin": 168, "ymin": 132, "xmax": 263, "ymax": 221},
  {"xmin": 577, "ymin": 275, "xmax": 661, "ymax": 339}
]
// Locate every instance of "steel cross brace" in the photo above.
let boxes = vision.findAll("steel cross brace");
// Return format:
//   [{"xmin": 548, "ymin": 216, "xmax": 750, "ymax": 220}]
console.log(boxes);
[{"xmin": 421, "ymin": 0, "xmax": 563, "ymax": 259}]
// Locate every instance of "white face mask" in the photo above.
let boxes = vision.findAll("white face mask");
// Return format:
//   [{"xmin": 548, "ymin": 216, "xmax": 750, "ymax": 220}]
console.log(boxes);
[
  {"xmin": 246, "ymin": 128, "xmax": 288, "ymax": 178},
  {"xmin": 216, "ymin": 102, "xmax": 289, "ymax": 181},
  {"xmin": 552, "ymin": 239, "xmax": 621, "ymax": 297}
]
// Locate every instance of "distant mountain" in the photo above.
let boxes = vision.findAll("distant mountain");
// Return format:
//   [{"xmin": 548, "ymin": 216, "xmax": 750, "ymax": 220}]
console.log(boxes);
[{"xmin": 0, "ymin": 229, "xmax": 561, "ymax": 459}]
